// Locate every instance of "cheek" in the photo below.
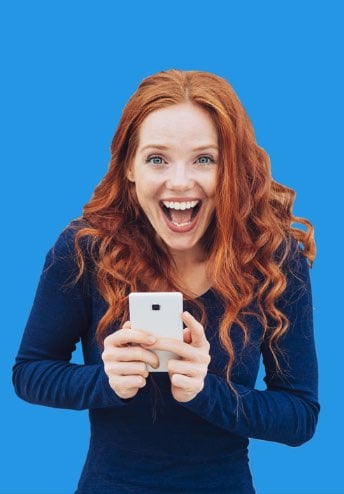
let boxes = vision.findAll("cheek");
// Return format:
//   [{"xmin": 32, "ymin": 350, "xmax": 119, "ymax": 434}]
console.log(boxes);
[
  {"xmin": 205, "ymin": 176, "xmax": 217, "ymax": 199},
  {"xmin": 137, "ymin": 175, "xmax": 163, "ymax": 198},
  {"xmin": 135, "ymin": 182, "xmax": 159, "ymax": 211}
]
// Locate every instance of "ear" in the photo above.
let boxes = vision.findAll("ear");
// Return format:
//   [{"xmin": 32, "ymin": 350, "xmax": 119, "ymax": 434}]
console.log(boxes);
[{"xmin": 126, "ymin": 166, "xmax": 135, "ymax": 183}]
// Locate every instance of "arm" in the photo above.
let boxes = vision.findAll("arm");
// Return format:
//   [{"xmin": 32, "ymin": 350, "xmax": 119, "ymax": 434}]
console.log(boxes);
[
  {"xmin": 12, "ymin": 224, "xmax": 127, "ymax": 410},
  {"xmin": 180, "ymin": 244, "xmax": 320, "ymax": 446}
]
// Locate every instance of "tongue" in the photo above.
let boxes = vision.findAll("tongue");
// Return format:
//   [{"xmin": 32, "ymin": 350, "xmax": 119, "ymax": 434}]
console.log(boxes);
[{"xmin": 170, "ymin": 208, "xmax": 193, "ymax": 224}]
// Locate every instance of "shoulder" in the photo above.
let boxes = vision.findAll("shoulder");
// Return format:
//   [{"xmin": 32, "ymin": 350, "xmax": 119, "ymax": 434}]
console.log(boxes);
[
  {"xmin": 274, "ymin": 235, "xmax": 310, "ymax": 272},
  {"xmin": 43, "ymin": 218, "xmax": 93, "ymax": 287},
  {"xmin": 48, "ymin": 217, "xmax": 95, "ymax": 262},
  {"xmin": 275, "ymin": 235, "xmax": 312, "ymax": 307},
  {"xmin": 50, "ymin": 218, "xmax": 87, "ymax": 254}
]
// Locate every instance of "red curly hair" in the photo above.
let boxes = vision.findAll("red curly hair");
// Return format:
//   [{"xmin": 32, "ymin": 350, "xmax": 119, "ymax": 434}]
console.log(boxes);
[{"xmin": 73, "ymin": 69, "xmax": 316, "ymax": 382}]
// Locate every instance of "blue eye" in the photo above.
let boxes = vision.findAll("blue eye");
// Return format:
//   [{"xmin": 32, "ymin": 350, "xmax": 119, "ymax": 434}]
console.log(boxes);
[
  {"xmin": 197, "ymin": 156, "xmax": 215, "ymax": 165},
  {"xmin": 146, "ymin": 155, "xmax": 166, "ymax": 165}
]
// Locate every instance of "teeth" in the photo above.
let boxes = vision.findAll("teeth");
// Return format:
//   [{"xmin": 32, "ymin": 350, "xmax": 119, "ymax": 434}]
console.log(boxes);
[
  {"xmin": 171, "ymin": 220, "xmax": 192, "ymax": 227},
  {"xmin": 162, "ymin": 200, "xmax": 199, "ymax": 210}
]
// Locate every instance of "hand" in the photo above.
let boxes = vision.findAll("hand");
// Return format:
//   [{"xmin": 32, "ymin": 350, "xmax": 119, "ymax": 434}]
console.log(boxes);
[
  {"xmin": 149, "ymin": 311, "xmax": 211, "ymax": 402},
  {"xmin": 102, "ymin": 322, "xmax": 160, "ymax": 399}
]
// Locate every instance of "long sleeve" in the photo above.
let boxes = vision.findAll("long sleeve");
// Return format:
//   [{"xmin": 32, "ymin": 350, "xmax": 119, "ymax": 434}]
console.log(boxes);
[
  {"xmin": 12, "ymin": 224, "xmax": 127, "ymax": 410},
  {"xmin": 181, "ymin": 244, "xmax": 320, "ymax": 446}
]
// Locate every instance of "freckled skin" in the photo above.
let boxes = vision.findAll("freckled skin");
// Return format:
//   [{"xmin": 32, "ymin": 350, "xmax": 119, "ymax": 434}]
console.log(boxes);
[{"xmin": 127, "ymin": 103, "xmax": 219, "ymax": 263}]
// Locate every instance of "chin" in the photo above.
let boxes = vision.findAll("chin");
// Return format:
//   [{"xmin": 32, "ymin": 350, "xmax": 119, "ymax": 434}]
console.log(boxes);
[{"xmin": 161, "ymin": 235, "xmax": 202, "ymax": 254}]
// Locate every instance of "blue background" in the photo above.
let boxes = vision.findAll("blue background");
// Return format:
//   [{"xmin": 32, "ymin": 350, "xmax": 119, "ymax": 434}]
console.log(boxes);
[{"xmin": 1, "ymin": 1, "xmax": 343, "ymax": 493}]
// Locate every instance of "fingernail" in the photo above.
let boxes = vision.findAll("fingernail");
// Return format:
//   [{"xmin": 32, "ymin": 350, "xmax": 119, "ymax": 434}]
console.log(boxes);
[{"xmin": 147, "ymin": 336, "xmax": 157, "ymax": 344}]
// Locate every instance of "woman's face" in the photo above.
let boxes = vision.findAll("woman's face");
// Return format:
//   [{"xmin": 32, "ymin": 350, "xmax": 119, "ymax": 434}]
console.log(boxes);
[{"xmin": 128, "ymin": 102, "xmax": 218, "ymax": 260}]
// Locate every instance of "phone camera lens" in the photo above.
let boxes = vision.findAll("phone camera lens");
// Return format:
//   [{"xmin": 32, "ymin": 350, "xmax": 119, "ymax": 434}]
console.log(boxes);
[{"xmin": 152, "ymin": 304, "xmax": 160, "ymax": 311}]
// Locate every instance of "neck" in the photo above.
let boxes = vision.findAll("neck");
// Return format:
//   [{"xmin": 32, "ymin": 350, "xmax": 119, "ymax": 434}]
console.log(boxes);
[
  {"xmin": 170, "ymin": 249, "xmax": 212, "ymax": 298},
  {"xmin": 170, "ymin": 248, "xmax": 207, "ymax": 272}
]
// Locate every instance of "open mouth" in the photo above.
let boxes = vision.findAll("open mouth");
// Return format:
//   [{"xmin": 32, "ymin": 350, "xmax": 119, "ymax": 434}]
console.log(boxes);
[{"xmin": 160, "ymin": 200, "xmax": 202, "ymax": 228}]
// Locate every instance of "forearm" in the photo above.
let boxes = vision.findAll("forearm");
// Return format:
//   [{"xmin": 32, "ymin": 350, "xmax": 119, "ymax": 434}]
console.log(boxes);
[
  {"xmin": 13, "ymin": 359, "xmax": 127, "ymax": 410},
  {"xmin": 181, "ymin": 372, "xmax": 319, "ymax": 446}
]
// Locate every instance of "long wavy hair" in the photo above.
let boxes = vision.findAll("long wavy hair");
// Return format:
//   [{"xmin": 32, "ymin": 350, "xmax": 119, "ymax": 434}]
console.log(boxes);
[{"xmin": 73, "ymin": 69, "xmax": 316, "ymax": 381}]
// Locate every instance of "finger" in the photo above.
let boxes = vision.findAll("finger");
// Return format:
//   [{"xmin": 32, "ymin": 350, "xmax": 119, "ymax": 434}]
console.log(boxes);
[
  {"xmin": 182, "ymin": 312, "xmax": 208, "ymax": 348},
  {"xmin": 109, "ymin": 361, "xmax": 149, "ymax": 378},
  {"xmin": 170, "ymin": 373, "xmax": 204, "ymax": 393},
  {"xmin": 183, "ymin": 328, "xmax": 192, "ymax": 344},
  {"xmin": 112, "ymin": 346, "xmax": 160, "ymax": 369},
  {"xmin": 110, "ymin": 374, "xmax": 147, "ymax": 391},
  {"xmin": 167, "ymin": 359, "xmax": 205, "ymax": 378},
  {"xmin": 122, "ymin": 321, "xmax": 131, "ymax": 329},
  {"xmin": 149, "ymin": 338, "xmax": 203, "ymax": 362},
  {"xmin": 105, "ymin": 328, "xmax": 157, "ymax": 347}
]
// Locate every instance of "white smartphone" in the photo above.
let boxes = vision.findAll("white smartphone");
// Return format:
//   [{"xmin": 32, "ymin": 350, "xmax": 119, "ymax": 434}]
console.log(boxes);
[{"xmin": 128, "ymin": 292, "xmax": 183, "ymax": 372}]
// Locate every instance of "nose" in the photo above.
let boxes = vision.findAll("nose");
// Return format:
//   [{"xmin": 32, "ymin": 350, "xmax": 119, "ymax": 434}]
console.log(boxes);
[{"xmin": 165, "ymin": 162, "xmax": 194, "ymax": 191}]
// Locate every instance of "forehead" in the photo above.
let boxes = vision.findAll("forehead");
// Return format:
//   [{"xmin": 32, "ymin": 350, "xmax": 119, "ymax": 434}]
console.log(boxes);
[{"xmin": 137, "ymin": 103, "xmax": 218, "ymax": 149}]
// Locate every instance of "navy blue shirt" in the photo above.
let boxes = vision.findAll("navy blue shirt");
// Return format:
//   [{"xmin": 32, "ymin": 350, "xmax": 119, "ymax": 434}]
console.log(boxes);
[{"xmin": 13, "ymin": 224, "xmax": 319, "ymax": 493}]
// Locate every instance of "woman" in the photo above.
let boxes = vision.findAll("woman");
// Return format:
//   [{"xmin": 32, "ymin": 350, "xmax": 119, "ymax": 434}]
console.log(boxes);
[{"xmin": 13, "ymin": 69, "xmax": 319, "ymax": 493}]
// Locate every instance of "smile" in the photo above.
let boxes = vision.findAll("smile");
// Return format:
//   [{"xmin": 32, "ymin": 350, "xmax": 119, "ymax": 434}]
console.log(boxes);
[{"xmin": 160, "ymin": 200, "xmax": 202, "ymax": 231}]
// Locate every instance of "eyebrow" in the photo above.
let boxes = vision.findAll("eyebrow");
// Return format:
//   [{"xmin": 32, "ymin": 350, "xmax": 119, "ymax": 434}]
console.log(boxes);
[{"xmin": 140, "ymin": 144, "xmax": 219, "ymax": 153}]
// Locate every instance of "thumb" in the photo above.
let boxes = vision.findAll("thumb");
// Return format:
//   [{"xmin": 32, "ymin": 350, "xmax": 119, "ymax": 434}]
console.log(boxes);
[
  {"xmin": 182, "ymin": 311, "xmax": 206, "ymax": 347},
  {"xmin": 183, "ymin": 327, "xmax": 192, "ymax": 344}
]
